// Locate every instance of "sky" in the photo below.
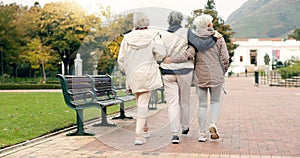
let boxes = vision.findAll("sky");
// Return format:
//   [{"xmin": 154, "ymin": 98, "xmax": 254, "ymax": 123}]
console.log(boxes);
[{"xmin": 1, "ymin": 0, "xmax": 248, "ymax": 21}]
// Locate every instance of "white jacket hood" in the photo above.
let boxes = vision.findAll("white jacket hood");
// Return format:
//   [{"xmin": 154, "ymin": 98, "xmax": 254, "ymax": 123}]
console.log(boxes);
[{"xmin": 125, "ymin": 30, "xmax": 158, "ymax": 50}]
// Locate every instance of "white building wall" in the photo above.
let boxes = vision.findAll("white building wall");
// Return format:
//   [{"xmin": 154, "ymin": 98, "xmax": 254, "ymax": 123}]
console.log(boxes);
[{"xmin": 229, "ymin": 38, "xmax": 300, "ymax": 74}]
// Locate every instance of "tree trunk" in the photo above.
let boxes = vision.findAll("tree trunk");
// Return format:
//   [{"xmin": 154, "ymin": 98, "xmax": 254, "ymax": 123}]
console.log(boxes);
[
  {"xmin": 62, "ymin": 58, "xmax": 69, "ymax": 75},
  {"xmin": 42, "ymin": 60, "xmax": 46, "ymax": 84}
]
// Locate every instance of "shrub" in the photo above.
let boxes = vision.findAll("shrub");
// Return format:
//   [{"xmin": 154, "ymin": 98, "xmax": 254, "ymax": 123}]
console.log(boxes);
[{"xmin": 278, "ymin": 60, "xmax": 300, "ymax": 79}]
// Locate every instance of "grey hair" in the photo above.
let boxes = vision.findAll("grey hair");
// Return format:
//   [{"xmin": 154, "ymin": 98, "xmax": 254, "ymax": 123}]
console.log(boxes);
[
  {"xmin": 193, "ymin": 14, "xmax": 213, "ymax": 29},
  {"xmin": 133, "ymin": 12, "xmax": 150, "ymax": 29},
  {"xmin": 167, "ymin": 11, "xmax": 183, "ymax": 26}
]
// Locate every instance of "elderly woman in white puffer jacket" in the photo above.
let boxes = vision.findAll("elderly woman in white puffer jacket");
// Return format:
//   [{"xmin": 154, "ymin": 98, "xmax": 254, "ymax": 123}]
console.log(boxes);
[{"xmin": 117, "ymin": 12, "xmax": 166, "ymax": 145}]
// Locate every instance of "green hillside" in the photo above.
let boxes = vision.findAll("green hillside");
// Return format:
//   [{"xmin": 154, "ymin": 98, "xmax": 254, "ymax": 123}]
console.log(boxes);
[{"xmin": 226, "ymin": 0, "xmax": 300, "ymax": 38}]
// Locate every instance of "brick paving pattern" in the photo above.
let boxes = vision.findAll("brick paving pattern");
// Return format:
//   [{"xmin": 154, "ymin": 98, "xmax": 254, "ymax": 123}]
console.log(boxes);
[{"xmin": 0, "ymin": 76, "xmax": 299, "ymax": 158}]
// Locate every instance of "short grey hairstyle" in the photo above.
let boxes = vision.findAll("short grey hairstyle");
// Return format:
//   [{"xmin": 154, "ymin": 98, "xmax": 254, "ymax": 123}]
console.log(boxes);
[
  {"xmin": 193, "ymin": 14, "xmax": 213, "ymax": 29},
  {"xmin": 167, "ymin": 11, "xmax": 183, "ymax": 26},
  {"xmin": 133, "ymin": 12, "xmax": 150, "ymax": 29}
]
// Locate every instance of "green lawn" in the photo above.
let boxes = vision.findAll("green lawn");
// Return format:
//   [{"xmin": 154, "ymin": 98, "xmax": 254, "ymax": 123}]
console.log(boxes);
[{"xmin": 0, "ymin": 92, "xmax": 135, "ymax": 149}]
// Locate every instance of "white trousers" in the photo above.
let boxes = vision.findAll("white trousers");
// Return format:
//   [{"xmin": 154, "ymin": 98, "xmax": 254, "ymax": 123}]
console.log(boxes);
[
  {"xmin": 196, "ymin": 85, "xmax": 222, "ymax": 133},
  {"xmin": 162, "ymin": 71, "xmax": 193, "ymax": 136},
  {"xmin": 135, "ymin": 92, "xmax": 150, "ymax": 135}
]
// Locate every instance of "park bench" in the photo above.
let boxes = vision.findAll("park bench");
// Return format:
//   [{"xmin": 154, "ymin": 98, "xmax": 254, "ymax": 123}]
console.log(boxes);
[
  {"xmin": 89, "ymin": 75, "xmax": 135, "ymax": 120},
  {"xmin": 56, "ymin": 74, "xmax": 135, "ymax": 136}
]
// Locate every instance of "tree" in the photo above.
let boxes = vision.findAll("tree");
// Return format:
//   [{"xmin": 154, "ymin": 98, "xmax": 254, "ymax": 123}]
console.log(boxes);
[
  {"xmin": 97, "ymin": 35, "xmax": 124, "ymax": 74},
  {"xmin": 21, "ymin": 38, "xmax": 54, "ymax": 83},
  {"xmin": 186, "ymin": 0, "xmax": 238, "ymax": 64},
  {"xmin": 288, "ymin": 28, "xmax": 300, "ymax": 41},
  {"xmin": 38, "ymin": 1, "xmax": 91, "ymax": 75},
  {"xmin": 0, "ymin": 1, "xmax": 136, "ymax": 78},
  {"xmin": 58, "ymin": 5, "xmax": 133, "ymax": 75},
  {"xmin": 75, "ymin": 13, "xmax": 102, "ymax": 74},
  {"xmin": 98, "ymin": 14, "xmax": 133, "ymax": 74},
  {"xmin": 0, "ymin": 3, "xmax": 26, "ymax": 77}
]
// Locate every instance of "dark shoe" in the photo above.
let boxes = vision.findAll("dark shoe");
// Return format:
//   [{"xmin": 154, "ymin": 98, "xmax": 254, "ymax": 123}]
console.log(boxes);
[
  {"xmin": 182, "ymin": 128, "xmax": 189, "ymax": 135},
  {"xmin": 171, "ymin": 135, "xmax": 180, "ymax": 144}
]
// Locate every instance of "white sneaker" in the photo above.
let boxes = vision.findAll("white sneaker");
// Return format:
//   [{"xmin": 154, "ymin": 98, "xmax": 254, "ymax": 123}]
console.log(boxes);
[
  {"xmin": 198, "ymin": 133, "xmax": 207, "ymax": 142},
  {"xmin": 134, "ymin": 136, "xmax": 146, "ymax": 145},
  {"xmin": 209, "ymin": 124, "xmax": 220, "ymax": 139},
  {"xmin": 142, "ymin": 131, "xmax": 151, "ymax": 138}
]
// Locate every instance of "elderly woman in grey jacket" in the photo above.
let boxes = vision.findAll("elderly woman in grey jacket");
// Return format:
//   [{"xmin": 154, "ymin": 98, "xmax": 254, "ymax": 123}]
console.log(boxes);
[
  {"xmin": 118, "ymin": 12, "xmax": 166, "ymax": 145},
  {"xmin": 192, "ymin": 14, "xmax": 229, "ymax": 142},
  {"xmin": 164, "ymin": 14, "xmax": 229, "ymax": 142}
]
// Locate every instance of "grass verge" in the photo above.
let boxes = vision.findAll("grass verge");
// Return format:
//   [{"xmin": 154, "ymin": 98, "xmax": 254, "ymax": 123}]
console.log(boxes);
[{"xmin": 0, "ymin": 92, "xmax": 135, "ymax": 149}]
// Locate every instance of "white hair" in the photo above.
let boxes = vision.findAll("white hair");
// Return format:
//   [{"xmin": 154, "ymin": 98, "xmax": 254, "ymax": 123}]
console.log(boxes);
[
  {"xmin": 133, "ymin": 12, "xmax": 150, "ymax": 29},
  {"xmin": 167, "ymin": 11, "xmax": 183, "ymax": 26},
  {"xmin": 193, "ymin": 14, "xmax": 213, "ymax": 29}
]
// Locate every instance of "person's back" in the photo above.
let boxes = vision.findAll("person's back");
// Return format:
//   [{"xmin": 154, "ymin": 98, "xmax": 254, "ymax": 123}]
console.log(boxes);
[
  {"xmin": 191, "ymin": 14, "xmax": 229, "ymax": 142},
  {"xmin": 191, "ymin": 22, "xmax": 229, "ymax": 87},
  {"xmin": 117, "ymin": 12, "xmax": 166, "ymax": 145},
  {"xmin": 160, "ymin": 28, "xmax": 194, "ymax": 72},
  {"xmin": 159, "ymin": 11, "xmax": 194, "ymax": 144},
  {"xmin": 194, "ymin": 30, "xmax": 228, "ymax": 87},
  {"xmin": 120, "ymin": 29, "xmax": 165, "ymax": 92}
]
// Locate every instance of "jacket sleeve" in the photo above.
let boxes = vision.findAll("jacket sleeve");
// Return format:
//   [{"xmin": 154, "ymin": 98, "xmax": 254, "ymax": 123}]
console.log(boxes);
[
  {"xmin": 218, "ymin": 37, "xmax": 229, "ymax": 75},
  {"xmin": 152, "ymin": 33, "xmax": 167, "ymax": 62},
  {"xmin": 117, "ymin": 39, "xmax": 127, "ymax": 73},
  {"xmin": 171, "ymin": 45, "xmax": 195, "ymax": 63}
]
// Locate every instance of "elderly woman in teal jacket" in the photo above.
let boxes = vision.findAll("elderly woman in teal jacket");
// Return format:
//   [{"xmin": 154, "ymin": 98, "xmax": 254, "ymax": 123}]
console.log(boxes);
[{"xmin": 118, "ymin": 12, "xmax": 166, "ymax": 145}]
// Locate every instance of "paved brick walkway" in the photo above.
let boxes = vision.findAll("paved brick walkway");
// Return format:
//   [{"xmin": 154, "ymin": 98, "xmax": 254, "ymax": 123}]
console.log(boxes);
[{"xmin": 1, "ymin": 76, "xmax": 300, "ymax": 158}]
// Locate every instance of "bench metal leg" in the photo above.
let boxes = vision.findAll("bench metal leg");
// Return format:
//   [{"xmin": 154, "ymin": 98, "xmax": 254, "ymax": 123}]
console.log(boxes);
[
  {"xmin": 93, "ymin": 106, "xmax": 117, "ymax": 127},
  {"xmin": 112, "ymin": 102, "xmax": 133, "ymax": 120},
  {"xmin": 157, "ymin": 88, "xmax": 166, "ymax": 104},
  {"xmin": 149, "ymin": 90, "xmax": 158, "ymax": 110},
  {"xmin": 67, "ymin": 109, "xmax": 95, "ymax": 136}
]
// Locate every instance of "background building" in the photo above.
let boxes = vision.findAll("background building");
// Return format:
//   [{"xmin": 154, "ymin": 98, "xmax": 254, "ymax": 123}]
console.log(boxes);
[{"xmin": 229, "ymin": 38, "xmax": 300, "ymax": 73}]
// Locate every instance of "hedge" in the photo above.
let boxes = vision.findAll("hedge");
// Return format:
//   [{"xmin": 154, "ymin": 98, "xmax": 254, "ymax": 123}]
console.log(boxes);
[{"xmin": 0, "ymin": 84, "xmax": 60, "ymax": 90}]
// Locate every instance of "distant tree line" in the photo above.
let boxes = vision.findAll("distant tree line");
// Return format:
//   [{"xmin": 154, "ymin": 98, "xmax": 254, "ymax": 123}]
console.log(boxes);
[
  {"xmin": 0, "ymin": 0, "xmax": 241, "ymax": 83},
  {"xmin": 0, "ymin": 1, "xmax": 132, "ymax": 83}
]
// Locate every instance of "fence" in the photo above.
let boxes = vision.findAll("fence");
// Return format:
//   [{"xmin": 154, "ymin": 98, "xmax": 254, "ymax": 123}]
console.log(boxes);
[{"xmin": 258, "ymin": 70, "xmax": 300, "ymax": 87}]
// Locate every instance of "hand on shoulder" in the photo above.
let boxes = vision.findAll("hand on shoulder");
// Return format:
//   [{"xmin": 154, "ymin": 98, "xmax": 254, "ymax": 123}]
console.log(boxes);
[{"xmin": 214, "ymin": 31, "xmax": 223, "ymax": 39}]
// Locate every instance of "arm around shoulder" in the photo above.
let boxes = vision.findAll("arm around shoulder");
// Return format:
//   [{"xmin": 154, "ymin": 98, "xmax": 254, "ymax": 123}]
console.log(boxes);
[
  {"xmin": 214, "ymin": 31, "xmax": 223, "ymax": 39},
  {"xmin": 166, "ymin": 45, "xmax": 195, "ymax": 63}
]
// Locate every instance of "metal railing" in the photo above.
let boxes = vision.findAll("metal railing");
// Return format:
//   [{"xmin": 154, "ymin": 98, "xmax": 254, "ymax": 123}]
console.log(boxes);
[{"xmin": 258, "ymin": 70, "xmax": 300, "ymax": 87}]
